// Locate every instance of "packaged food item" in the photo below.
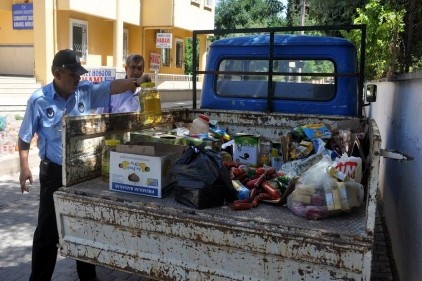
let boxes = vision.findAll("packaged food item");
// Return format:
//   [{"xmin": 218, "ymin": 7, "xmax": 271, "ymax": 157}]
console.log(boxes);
[
  {"xmin": 232, "ymin": 180, "xmax": 251, "ymax": 200},
  {"xmin": 286, "ymin": 156, "xmax": 364, "ymax": 220},
  {"xmin": 102, "ymin": 139, "xmax": 121, "ymax": 182},
  {"xmin": 301, "ymin": 123, "xmax": 332, "ymax": 140},
  {"xmin": 190, "ymin": 114, "xmax": 210, "ymax": 135},
  {"xmin": 139, "ymin": 82, "xmax": 162, "ymax": 125}
]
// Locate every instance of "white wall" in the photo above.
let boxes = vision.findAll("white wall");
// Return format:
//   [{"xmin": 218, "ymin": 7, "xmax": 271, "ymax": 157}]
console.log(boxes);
[{"xmin": 367, "ymin": 71, "xmax": 422, "ymax": 281}]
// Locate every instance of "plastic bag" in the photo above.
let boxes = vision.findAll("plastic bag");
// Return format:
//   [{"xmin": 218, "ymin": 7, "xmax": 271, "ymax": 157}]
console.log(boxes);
[
  {"xmin": 287, "ymin": 156, "xmax": 364, "ymax": 220},
  {"xmin": 172, "ymin": 142, "xmax": 237, "ymax": 209},
  {"xmin": 335, "ymin": 153, "xmax": 363, "ymax": 183}
]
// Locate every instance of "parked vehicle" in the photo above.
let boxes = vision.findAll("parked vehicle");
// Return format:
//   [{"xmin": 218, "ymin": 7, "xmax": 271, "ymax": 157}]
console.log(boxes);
[{"xmin": 54, "ymin": 26, "xmax": 406, "ymax": 280}]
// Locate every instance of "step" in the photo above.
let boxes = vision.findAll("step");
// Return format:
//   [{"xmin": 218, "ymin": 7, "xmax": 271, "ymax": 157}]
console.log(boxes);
[
  {"xmin": 0, "ymin": 76, "xmax": 38, "ymax": 83},
  {"xmin": 0, "ymin": 93, "xmax": 31, "ymax": 105},
  {"xmin": 0, "ymin": 88, "xmax": 38, "ymax": 94},
  {"xmin": 0, "ymin": 83, "xmax": 41, "ymax": 89}
]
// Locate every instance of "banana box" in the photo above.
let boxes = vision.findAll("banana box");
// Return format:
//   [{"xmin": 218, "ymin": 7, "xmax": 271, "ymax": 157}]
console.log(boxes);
[{"xmin": 109, "ymin": 142, "xmax": 184, "ymax": 198}]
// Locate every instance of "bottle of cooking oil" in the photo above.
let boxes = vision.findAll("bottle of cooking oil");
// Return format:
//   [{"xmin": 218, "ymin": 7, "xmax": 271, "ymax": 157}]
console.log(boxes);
[
  {"xmin": 102, "ymin": 139, "xmax": 121, "ymax": 182},
  {"xmin": 139, "ymin": 82, "xmax": 162, "ymax": 125}
]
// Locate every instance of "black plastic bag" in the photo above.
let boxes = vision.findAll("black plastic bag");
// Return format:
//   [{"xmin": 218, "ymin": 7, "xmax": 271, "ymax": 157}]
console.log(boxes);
[{"xmin": 172, "ymin": 143, "xmax": 237, "ymax": 209}]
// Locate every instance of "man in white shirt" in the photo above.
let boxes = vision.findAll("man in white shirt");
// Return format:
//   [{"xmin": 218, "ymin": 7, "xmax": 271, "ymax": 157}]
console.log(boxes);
[{"xmin": 96, "ymin": 54, "xmax": 151, "ymax": 113}]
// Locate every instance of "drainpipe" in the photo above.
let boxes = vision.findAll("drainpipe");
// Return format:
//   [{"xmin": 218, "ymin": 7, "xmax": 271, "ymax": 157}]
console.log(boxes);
[
  {"xmin": 53, "ymin": 0, "xmax": 58, "ymax": 53},
  {"xmin": 171, "ymin": 0, "xmax": 174, "ymax": 26},
  {"xmin": 113, "ymin": 0, "xmax": 124, "ymax": 69}
]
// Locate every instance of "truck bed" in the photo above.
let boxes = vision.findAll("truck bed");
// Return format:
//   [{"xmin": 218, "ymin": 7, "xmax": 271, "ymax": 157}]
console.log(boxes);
[
  {"xmin": 58, "ymin": 178, "xmax": 367, "ymax": 237},
  {"xmin": 55, "ymin": 109, "xmax": 381, "ymax": 280}
]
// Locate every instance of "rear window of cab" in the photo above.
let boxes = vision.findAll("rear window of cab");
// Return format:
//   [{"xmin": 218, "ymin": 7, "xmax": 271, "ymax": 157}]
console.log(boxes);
[{"xmin": 216, "ymin": 58, "xmax": 336, "ymax": 101}]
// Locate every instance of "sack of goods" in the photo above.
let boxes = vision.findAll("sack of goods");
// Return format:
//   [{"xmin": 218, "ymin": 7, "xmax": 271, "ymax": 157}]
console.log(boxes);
[
  {"xmin": 171, "ymin": 142, "xmax": 237, "ymax": 209},
  {"xmin": 287, "ymin": 156, "xmax": 364, "ymax": 220}
]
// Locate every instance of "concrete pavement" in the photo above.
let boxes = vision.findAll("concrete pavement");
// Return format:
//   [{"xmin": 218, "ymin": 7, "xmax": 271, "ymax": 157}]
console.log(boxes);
[{"xmin": 0, "ymin": 168, "xmax": 156, "ymax": 281}]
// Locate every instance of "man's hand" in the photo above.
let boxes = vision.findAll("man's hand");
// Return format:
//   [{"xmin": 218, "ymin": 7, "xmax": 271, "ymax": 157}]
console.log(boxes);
[
  {"xmin": 139, "ymin": 74, "xmax": 152, "ymax": 84},
  {"xmin": 19, "ymin": 167, "xmax": 33, "ymax": 193}
]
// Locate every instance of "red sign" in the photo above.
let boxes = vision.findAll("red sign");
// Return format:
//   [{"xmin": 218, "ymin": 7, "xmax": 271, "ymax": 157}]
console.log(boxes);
[{"xmin": 150, "ymin": 53, "xmax": 161, "ymax": 71}]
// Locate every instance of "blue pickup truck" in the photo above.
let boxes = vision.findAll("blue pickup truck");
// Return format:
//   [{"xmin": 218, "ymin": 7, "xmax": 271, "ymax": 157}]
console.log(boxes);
[
  {"xmin": 54, "ymin": 26, "xmax": 391, "ymax": 281},
  {"xmin": 200, "ymin": 33, "xmax": 361, "ymax": 116}
]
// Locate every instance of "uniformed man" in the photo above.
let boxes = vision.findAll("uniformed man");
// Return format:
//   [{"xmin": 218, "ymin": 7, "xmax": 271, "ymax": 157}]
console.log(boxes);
[{"xmin": 18, "ymin": 49, "xmax": 146, "ymax": 281}]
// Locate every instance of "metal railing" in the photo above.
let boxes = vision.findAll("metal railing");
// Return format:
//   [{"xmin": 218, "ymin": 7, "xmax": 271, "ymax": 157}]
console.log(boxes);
[{"xmin": 116, "ymin": 72, "xmax": 202, "ymax": 90}]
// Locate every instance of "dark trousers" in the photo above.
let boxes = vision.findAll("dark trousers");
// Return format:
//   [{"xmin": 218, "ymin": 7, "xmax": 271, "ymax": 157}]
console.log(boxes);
[{"xmin": 29, "ymin": 159, "xmax": 96, "ymax": 281}]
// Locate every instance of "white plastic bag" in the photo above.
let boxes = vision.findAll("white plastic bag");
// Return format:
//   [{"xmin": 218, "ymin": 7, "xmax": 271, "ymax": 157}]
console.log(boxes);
[{"xmin": 335, "ymin": 153, "xmax": 363, "ymax": 183}]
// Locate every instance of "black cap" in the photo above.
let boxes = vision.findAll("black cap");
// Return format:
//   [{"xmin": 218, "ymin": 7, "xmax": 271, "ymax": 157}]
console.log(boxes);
[{"xmin": 52, "ymin": 49, "xmax": 88, "ymax": 75}]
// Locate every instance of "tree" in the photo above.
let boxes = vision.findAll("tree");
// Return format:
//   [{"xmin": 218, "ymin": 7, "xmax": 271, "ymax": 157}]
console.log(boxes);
[
  {"xmin": 184, "ymin": 38, "xmax": 199, "ymax": 75},
  {"xmin": 215, "ymin": 0, "xmax": 286, "ymax": 30},
  {"xmin": 342, "ymin": 0, "xmax": 405, "ymax": 80}
]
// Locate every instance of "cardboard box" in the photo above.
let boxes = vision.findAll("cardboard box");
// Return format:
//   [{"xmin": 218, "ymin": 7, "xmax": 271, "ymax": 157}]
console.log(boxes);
[
  {"xmin": 232, "ymin": 134, "xmax": 260, "ymax": 166},
  {"xmin": 109, "ymin": 142, "xmax": 184, "ymax": 198}
]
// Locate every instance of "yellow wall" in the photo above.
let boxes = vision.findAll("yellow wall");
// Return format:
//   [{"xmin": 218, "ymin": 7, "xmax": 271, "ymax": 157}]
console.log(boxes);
[
  {"xmin": 143, "ymin": 28, "xmax": 192, "ymax": 75},
  {"xmin": 125, "ymin": 23, "xmax": 144, "ymax": 56},
  {"xmin": 0, "ymin": 7, "xmax": 33, "ymax": 44},
  {"xmin": 1, "ymin": 0, "xmax": 213, "ymax": 81}
]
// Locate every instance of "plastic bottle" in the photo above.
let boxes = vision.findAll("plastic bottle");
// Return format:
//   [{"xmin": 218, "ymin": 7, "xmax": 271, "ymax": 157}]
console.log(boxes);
[
  {"xmin": 232, "ymin": 180, "xmax": 251, "ymax": 200},
  {"xmin": 190, "ymin": 114, "xmax": 210, "ymax": 135},
  {"xmin": 102, "ymin": 139, "xmax": 121, "ymax": 182},
  {"xmin": 139, "ymin": 82, "xmax": 162, "ymax": 125}
]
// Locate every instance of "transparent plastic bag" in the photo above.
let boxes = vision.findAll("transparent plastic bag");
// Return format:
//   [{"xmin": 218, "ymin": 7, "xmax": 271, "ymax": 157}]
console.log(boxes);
[{"xmin": 287, "ymin": 156, "xmax": 364, "ymax": 220}]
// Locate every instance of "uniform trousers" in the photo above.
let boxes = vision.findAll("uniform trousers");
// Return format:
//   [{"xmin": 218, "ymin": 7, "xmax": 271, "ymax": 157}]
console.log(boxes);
[{"xmin": 29, "ymin": 159, "xmax": 96, "ymax": 281}]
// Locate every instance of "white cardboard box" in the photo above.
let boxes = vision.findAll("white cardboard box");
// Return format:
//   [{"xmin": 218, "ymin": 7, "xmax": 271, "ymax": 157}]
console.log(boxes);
[
  {"xmin": 232, "ymin": 134, "xmax": 260, "ymax": 166},
  {"xmin": 109, "ymin": 142, "xmax": 184, "ymax": 198}
]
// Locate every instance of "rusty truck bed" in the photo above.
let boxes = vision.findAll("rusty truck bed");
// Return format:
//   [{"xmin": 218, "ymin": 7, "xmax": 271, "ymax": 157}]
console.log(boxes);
[
  {"xmin": 54, "ymin": 109, "xmax": 380, "ymax": 280},
  {"xmin": 58, "ymin": 177, "xmax": 368, "ymax": 238}
]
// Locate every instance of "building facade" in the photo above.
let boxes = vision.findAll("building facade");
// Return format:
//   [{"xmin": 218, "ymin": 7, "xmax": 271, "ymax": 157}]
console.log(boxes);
[{"xmin": 0, "ymin": 0, "xmax": 214, "ymax": 84}]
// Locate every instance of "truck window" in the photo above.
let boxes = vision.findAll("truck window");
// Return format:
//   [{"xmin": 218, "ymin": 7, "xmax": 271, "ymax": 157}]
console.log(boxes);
[{"xmin": 216, "ymin": 59, "xmax": 336, "ymax": 101}]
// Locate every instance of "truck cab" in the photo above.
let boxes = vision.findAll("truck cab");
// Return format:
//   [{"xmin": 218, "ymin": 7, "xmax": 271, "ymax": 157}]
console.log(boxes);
[{"xmin": 198, "ymin": 29, "xmax": 363, "ymax": 116}]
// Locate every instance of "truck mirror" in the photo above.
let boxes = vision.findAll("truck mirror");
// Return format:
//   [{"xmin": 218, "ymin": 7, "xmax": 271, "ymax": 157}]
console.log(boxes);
[{"xmin": 365, "ymin": 84, "xmax": 377, "ymax": 103}]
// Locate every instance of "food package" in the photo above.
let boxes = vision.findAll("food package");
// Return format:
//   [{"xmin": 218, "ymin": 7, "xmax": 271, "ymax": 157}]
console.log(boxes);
[
  {"xmin": 287, "ymin": 156, "xmax": 364, "ymax": 220},
  {"xmin": 334, "ymin": 153, "xmax": 363, "ymax": 183}
]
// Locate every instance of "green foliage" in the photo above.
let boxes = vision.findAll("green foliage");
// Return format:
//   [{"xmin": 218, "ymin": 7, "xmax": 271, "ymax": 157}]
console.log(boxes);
[
  {"xmin": 342, "ymin": 0, "xmax": 405, "ymax": 80},
  {"xmin": 215, "ymin": 0, "xmax": 286, "ymax": 30},
  {"xmin": 184, "ymin": 38, "xmax": 199, "ymax": 75}
]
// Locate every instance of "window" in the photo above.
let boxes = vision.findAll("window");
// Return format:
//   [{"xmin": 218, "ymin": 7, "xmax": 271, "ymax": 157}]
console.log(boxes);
[
  {"xmin": 216, "ymin": 58, "xmax": 336, "ymax": 101},
  {"xmin": 123, "ymin": 29, "xmax": 128, "ymax": 64},
  {"xmin": 70, "ymin": 19, "xmax": 88, "ymax": 62},
  {"xmin": 191, "ymin": 0, "xmax": 201, "ymax": 4},
  {"xmin": 204, "ymin": 0, "xmax": 213, "ymax": 9},
  {"xmin": 161, "ymin": 48, "xmax": 170, "ymax": 67},
  {"xmin": 175, "ymin": 39, "xmax": 184, "ymax": 68}
]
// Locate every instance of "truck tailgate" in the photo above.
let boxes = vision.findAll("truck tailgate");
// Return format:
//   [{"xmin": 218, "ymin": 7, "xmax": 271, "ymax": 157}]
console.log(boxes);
[{"xmin": 54, "ymin": 178, "xmax": 372, "ymax": 280}]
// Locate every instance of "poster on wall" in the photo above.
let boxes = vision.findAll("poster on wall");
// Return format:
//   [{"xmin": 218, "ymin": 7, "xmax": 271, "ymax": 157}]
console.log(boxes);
[
  {"xmin": 156, "ymin": 33, "xmax": 172, "ymax": 49},
  {"xmin": 150, "ymin": 53, "xmax": 161, "ymax": 72},
  {"xmin": 80, "ymin": 68, "xmax": 116, "ymax": 84},
  {"xmin": 12, "ymin": 3, "xmax": 33, "ymax": 30}
]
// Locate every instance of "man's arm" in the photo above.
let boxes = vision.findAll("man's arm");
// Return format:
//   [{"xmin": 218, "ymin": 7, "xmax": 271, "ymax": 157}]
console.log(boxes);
[
  {"xmin": 110, "ymin": 77, "xmax": 141, "ymax": 95},
  {"xmin": 18, "ymin": 138, "xmax": 32, "ymax": 193},
  {"xmin": 109, "ymin": 75, "xmax": 152, "ymax": 95}
]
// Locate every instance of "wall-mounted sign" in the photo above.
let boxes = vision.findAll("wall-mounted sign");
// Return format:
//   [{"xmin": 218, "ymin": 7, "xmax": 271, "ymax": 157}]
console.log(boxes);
[
  {"xmin": 150, "ymin": 53, "xmax": 161, "ymax": 71},
  {"xmin": 156, "ymin": 33, "xmax": 172, "ymax": 49},
  {"xmin": 12, "ymin": 3, "xmax": 33, "ymax": 30},
  {"xmin": 80, "ymin": 68, "xmax": 116, "ymax": 84}
]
